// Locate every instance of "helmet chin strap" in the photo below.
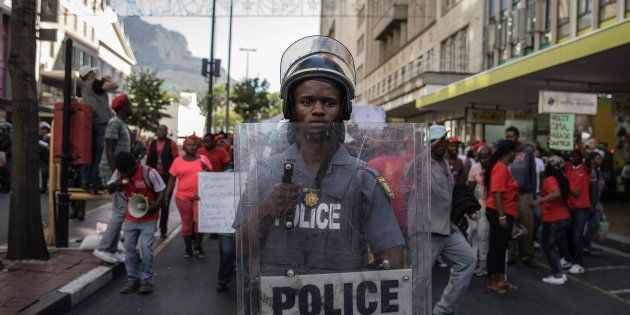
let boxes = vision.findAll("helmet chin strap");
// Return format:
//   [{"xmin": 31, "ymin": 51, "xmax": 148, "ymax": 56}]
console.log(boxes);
[{"xmin": 305, "ymin": 129, "xmax": 331, "ymax": 142}]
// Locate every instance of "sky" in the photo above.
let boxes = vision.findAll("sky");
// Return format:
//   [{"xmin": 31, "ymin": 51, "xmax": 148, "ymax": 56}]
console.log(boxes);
[{"xmin": 143, "ymin": 16, "xmax": 321, "ymax": 92}]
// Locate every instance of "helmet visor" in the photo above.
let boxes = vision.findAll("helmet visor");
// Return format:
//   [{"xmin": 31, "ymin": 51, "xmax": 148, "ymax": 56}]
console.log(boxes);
[{"xmin": 280, "ymin": 36, "xmax": 356, "ymax": 88}]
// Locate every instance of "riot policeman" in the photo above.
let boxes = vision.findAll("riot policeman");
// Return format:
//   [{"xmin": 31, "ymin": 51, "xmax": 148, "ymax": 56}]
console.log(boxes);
[{"xmin": 234, "ymin": 36, "xmax": 425, "ymax": 314}]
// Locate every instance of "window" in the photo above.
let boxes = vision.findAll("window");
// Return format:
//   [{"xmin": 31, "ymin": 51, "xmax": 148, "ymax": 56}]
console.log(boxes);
[
  {"xmin": 357, "ymin": 4, "xmax": 365, "ymax": 27},
  {"xmin": 440, "ymin": 27, "xmax": 468, "ymax": 72},
  {"xmin": 489, "ymin": 0, "xmax": 496, "ymax": 18},
  {"xmin": 73, "ymin": 15, "xmax": 77, "ymax": 31},
  {"xmin": 357, "ymin": 34, "xmax": 364, "ymax": 55},
  {"xmin": 557, "ymin": 0, "xmax": 570, "ymax": 38},
  {"xmin": 426, "ymin": 48, "xmax": 434, "ymax": 71},
  {"xmin": 83, "ymin": 21, "xmax": 88, "ymax": 37},
  {"xmin": 357, "ymin": 65, "xmax": 364, "ymax": 81},
  {"xmin": 63, "ymin": 8, "xmax": 68, "ymax": 25},
  {"xmin": 442, "ymin": 0, "xmax": 461, "ymax": 15},
  {"xmin": 49, "ymin": 42, "xmax": 55, "ymax": 58},
  {"xmin": 599, "ymin": 0, "xmax": 618, "ymax": 22},
  {"xmin": 577, "ymin": 0, "xmax": 591, "ymax": 31},
  {"xmin": 401, "ymin": 66, "xmax": 406, "ymax": 83},
  {"xmin": 79, "ymin": 50, "xmax": 84, "ymax": 66}
]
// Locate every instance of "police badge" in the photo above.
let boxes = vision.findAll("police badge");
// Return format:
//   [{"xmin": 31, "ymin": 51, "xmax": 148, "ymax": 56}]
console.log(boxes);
[{"xmin": 304, "ymin": 190, "xmax": 319, "ymax": 207}]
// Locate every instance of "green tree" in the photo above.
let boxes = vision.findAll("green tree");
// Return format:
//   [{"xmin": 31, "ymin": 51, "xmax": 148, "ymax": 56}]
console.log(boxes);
[
  {"xmin": 126, "ymin": 68, "xmax": 171, "ymax": 133},
  {"xmin": 261, "ymin": 92, "xmax": 283, "ymax": 120},
  {"xmin": 231, "ymin": 77, "xmax": 273, "ymax": 122}
]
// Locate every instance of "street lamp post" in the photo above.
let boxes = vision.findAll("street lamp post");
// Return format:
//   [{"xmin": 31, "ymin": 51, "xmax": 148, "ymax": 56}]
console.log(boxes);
[{"xmin": 239, "ymin": 48, "xmax": 257, "ymax": 79}]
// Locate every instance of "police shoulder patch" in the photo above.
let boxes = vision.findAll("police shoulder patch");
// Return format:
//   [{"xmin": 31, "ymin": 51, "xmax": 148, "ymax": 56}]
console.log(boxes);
[{"xmin": 377, "ymin": 176, "xmax": 395, "ymax": 200}]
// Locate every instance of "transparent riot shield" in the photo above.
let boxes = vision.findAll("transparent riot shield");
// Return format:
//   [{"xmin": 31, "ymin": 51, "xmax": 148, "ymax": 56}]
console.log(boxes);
[{"xmin": 234, "ymin": 122, "xmax": 431, "ymax": 315}]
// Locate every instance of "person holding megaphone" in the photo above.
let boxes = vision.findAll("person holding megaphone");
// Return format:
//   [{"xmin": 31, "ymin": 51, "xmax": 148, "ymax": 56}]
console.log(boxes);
[{"xmin": 107, "ymin": 151, "xmax": 166, "ymax": 295}]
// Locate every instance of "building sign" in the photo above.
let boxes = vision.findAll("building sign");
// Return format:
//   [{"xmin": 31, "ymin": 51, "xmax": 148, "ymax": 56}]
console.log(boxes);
[
  {"xmin": 260, "ymin": 269, "xmax": 413, "ymax": 314},
  {"xmin": 539, "ymin": 90, "xmax": 597, "ymax": 115},
  {"xmin": 466, "ymin": 108, "xmax": 506, "ymax": 125},
  {"xmin": 549, "ymin": 113, "xmax": 575, "ymax": 151}
]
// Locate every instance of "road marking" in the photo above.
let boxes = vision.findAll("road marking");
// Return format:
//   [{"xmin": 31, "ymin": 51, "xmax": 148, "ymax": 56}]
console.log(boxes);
[
  {"xmin": 534, "ymin": 260, "xmax": 630, "ymax": 305},
  {"xmin": 610, "ymin": 289, "xmax": 630, "ymax": 295},
  {"xmin": 587, "ymin": 265, "xmax": 630, "ymax": 271},
  {"xmin": 154, "ymin": 225, "xmax": 182, "ymax": 256}
]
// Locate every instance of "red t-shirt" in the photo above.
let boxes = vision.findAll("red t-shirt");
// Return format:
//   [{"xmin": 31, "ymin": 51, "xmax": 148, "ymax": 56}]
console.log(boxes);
[
  {"xmin": 367, "ymin": 155, "xmax": 412, "ymax": 230},
  {"xmin": 169, "ymin": 155, "xmax": 212, "ymax": 200},
  {"xmin": 564, "ymin": 163, "xmax": 591, "ymax": 210},
  {"xmin": 123, "ymin": 167, "xmax": 158, "ymax": 223},
  {"xmin": 486, "ymin": 161, "xmax": 520, "ymax": 218},
  {"xmin": 146, "ymin": 139, "xmax": 179, "ymax": 174},
  {"xmin": 540, "ymin": 177, "xmax": 571, "ymax": 222},
  {"xmin": 197, "ymin": 146, "xmax": 230, "ymax": 172}
]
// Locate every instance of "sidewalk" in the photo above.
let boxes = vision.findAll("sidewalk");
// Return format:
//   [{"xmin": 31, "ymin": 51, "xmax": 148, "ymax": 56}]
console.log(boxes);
[
  {"xmin": 597, "ymin": 201, "xmax": 630, "ymax": 253},
  {"xmin": 0, "ymin": 199, "xmax": 181, "ymax": 314}
]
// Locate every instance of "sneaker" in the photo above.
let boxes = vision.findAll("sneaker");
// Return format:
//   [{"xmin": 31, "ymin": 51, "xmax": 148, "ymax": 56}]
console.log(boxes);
[
  {"xmin": 112, "ymin": 252, "xmax": 126, "ymax": 263},
  {"xmin": 195, "ymin": 248, "xmax": 206, "ymax": 258},
  {"xmin": 138, "ymin": 282, "xmax": 153, "ymax": 294},
  {"xmin": 184, "ymin": 248, "xmax": 193, "ymax": 258},
  {"xmin": 216, "ymin": 283, "xmax": 227, "ymax": 292},
  {"xmin": 93, "ymin": 249, "xmax": 118, "ymax": 264},
  {"xmin": 568, "ymin": 264, "xmax": 585, "ymax": 274},
  {"xmin": 533, "ymin": 241, "xmax": 541, "ymax": 249},
  {"xmin": 474, "ymin": 267, "xmax": 488, "ymax": 277},
  {"xmin": 560, "ymin": 258, "xmax": 572, "ymax": 270},
  {"xmin": 542, "ymin": 275, "xmax": 567, "ymax": 285},
  {"xmin": 120, "ymin": 281, "xmax": 140, "ymax": 294}
]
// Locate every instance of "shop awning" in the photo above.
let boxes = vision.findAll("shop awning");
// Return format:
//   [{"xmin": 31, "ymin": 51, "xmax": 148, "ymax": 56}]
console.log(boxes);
[{"xmin": 415, "ymin": 20, "xmax": 630, "ymax": 112}]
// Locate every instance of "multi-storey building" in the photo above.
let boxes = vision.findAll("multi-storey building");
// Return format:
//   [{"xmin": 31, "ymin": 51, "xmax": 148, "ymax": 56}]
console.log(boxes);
[
  {"xmin": 0, "ymin": 0, "xmax": 136, "ymax": 120},
  {"xmin": 322, "ymin": 0, "xmax": 630, "ymax": 194}
]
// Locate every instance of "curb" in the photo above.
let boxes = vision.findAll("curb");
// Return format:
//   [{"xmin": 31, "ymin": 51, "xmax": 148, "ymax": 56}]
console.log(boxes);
[{"xmin": 20, "ymin": 262, "xmax": 125, "ymax": 315}]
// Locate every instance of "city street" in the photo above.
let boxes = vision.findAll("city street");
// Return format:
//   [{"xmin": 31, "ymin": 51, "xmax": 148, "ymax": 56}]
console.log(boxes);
[{"xmin": 70, "ymin": 233, "xmax": 630, "ymax": 314}]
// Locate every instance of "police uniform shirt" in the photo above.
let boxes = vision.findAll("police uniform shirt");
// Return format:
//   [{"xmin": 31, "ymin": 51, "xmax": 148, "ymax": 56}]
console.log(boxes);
[{"xmin": 236, "ymin": 143, "xmax": 405, "ymax": 276}]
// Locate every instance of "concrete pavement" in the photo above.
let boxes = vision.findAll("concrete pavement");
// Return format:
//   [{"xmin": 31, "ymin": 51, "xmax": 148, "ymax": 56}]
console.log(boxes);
[{"xmin": 70, "ymin": 235, "xmax": 630, "ymax": 314}]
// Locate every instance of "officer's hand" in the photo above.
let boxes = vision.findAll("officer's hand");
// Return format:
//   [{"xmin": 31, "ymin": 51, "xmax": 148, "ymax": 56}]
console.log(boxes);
[{"xmin": 261, "ymin": 183, "xmax": 302, "ymax": 219}]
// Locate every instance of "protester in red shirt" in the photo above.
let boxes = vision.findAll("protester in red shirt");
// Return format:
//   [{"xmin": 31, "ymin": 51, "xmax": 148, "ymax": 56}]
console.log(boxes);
[
  {"xmin": 198, "ymin": 133, "xmax": 231, "ymax": 172},
  {"xmin": 367, "ymin": 132, "xmax": 412, "ymax": 234},
  {"xmin": 531, "ymin": 155, "xmax": 571, "ymax": 285},
  {"xmin": 107, "ymin": 151, "xmax": 165, "ymax": 294},
  {"xmin": 563, "ymin": 148, "xmax": 592, "ymax": 274},
  {"xmin": 165, "ymin": 136, "xmax": 212, "ymax": 258},
  {"xmin": 146, "ymin": 125, "xmax": 179, "ymax": 238},
  {"xmin": 484, "ymin": 139, "xmax": 518, "ymax": 294}
]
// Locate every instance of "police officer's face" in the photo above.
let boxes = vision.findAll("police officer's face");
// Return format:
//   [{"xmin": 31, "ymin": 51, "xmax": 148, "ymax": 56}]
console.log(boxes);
[{"xmin": 293, "ymin": 80, "xmax": 341, "ymax": 132}]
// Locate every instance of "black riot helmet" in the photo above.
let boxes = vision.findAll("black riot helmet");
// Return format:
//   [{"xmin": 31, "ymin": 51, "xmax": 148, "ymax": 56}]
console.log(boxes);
[{"xmin": 280, "ymin": 36, "xmax": 356, "ymax": 122}]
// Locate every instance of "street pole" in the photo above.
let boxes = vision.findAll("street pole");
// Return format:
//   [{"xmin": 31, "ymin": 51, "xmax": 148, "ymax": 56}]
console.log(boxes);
[
  {"xmin": 239, "ymin": 48, "xmax": 257, "ymax": 80},
  {"xmin": 205, "ymin": 0, "xmax": 217, "ymax": 134},
  {"xmin": 56, "ymin": 38, "xmax": 73, "ymax": 248},
  {"xmin": 226, "ymin": 0, "xmax": 233, "ymax": 133}
]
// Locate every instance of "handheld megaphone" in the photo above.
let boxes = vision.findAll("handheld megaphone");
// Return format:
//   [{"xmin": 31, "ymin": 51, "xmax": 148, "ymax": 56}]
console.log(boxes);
[{"xmin": 128, "ymin": 194, "xmax": 149, "ymax": 218}]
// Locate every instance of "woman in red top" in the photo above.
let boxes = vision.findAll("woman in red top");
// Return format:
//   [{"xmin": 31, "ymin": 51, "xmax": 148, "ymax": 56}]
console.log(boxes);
[
  {"xmin": 165, "ymin": 136, "xmax": 212, "ymax": 258},
  {"xmin": 531, "ymin": 156, "xmax": 571, "ymax": 285},
  {"xmin": 483, "ymin": 139, "xmax": 518, "ymax": 294}
]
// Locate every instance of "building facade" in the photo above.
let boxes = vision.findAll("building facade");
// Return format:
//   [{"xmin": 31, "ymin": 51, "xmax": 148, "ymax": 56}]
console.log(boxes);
[
  {"xmin": 0, "ymin": 0, "xmax": 136, "ymax": 120},
  {"xmin": 322, "ymin": 0, "xmax": 630, "ymax": 194}
]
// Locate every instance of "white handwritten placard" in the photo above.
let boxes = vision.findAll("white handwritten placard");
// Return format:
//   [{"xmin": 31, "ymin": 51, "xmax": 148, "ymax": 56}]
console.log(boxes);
[{"xmin": 198, "ymin": 173, "xmax": 238, "ymax": 234}]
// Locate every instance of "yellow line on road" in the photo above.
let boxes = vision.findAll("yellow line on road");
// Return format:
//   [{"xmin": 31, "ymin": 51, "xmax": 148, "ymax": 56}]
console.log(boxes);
[
  {"xmin": 154, "ymin": 225, "xmax": 182, "ymax": 256},
  {"xmin": 534, "ymin": 260, "xmax": 630, "ymax": 305}
]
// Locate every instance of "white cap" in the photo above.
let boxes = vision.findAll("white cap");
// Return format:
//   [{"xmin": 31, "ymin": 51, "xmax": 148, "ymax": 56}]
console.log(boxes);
[
  {"xmin": 78, "ymin": 66, "xmax": 98, "ymax": 78},
  {"xmin": 429, "ymin": 125, "xmax": 448, "ymax": 141},
  {"xmin": 39, "ymin": 121, "xmax": 51, "ymax": 129}
]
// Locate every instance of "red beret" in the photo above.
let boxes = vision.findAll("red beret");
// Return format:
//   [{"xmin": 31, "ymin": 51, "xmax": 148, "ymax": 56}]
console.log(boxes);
[{"xmin": 111, "ymin": 94, "xmax": 130, "ymax": 111}]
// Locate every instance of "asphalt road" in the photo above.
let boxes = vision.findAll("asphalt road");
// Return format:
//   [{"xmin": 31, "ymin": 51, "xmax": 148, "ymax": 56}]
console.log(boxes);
[
  {"xmin": 0, "ymin": 192, "xmax": 109, "ymax": 246},
  {"xmin": 71, "ymin": 234, "xmax": 630, "ymax": 315}
]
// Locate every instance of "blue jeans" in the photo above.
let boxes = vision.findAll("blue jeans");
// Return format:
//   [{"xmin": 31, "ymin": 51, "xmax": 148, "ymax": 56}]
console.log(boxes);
[
  {"xmin": 542, "ymin": 218, "xmax": 571, "ymax": 277},
  {"xmin": 570, "ymin": 209, "xmax": 591, "ymax": 265},
  {"xmin": 97, "ymin": 191, "xmax": 127, "ymax": 252},
  {"xmin": 431, "ymin": 228, "xmax": 476, "ymax": 314},
  {"xmin": 81, "ymin": 122, "xmax": 106, "ymax": 187},
  {"xmin": 123, "ymin": 220, "xmax": 157, "ymax": 284},
  {"xmin": 217, "ymin": 234, "xmax": 235, "ymax": 285}
]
